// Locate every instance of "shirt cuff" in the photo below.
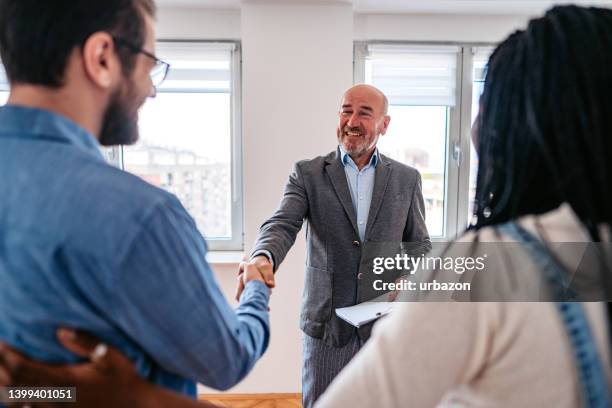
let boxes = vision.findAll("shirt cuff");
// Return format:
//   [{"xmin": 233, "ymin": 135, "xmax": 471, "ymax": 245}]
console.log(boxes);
[
  {"xmin": 251, "ymin": 249, "xmax": 275, "ymax": 269},
  {"xmin": 243, "ymin": 279, "xmax": 271, "ymax": 303}
]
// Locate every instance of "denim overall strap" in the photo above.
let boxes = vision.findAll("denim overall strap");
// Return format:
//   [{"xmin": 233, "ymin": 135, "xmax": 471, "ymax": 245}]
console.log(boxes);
[{"xmin": 499, "ymin": 221, "xmax": 610, "ymax": 408}]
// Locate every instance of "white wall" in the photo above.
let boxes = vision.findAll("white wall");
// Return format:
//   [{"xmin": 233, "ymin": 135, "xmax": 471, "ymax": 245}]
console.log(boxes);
[
  {"xmin": 155, "ymin": 4, "xmax": 532, "ymax": 395},
  {"xmin": 232, "ymin": 0, "xmax": 354, "ymax": 394},
  {"xmin": 157, "ymin": 8, "xmax": 241, "ymax": 39},
  {"xmin": 354, "ymin": 13, "xmax": 531, "ymax": 43}
]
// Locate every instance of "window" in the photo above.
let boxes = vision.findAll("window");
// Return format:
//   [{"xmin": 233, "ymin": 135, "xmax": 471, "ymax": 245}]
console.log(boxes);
[
  {"xmin": 355, "ymin": 42, "xmax": 495, "ymax": 239},
  {"xmin": 0, "ymin": 64, "xmax": 8, "ymax": 105},
  {"xmin": 356, "ymin": 44, "xmax": 461, "ymax": 238},
  {"xmin": 468, "ymin": 47, "xmax": 494, "ymax": 225},
  {"xmin": 380, "ymin": 105, "xmax": 448, "ymax": 236},
  {"xmin": 121, "ymin": 42, "xmax": 242, "ymax": 250}
]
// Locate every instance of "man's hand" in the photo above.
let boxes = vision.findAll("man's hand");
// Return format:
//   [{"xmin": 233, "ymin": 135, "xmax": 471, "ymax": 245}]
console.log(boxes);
[
  {"xmin": 387, "ymin": 276, "xmax": 408, "ymax": 302},
  {"xmin": 235, "ymin": 256, "xmax": 275, "ymax": 301},
  {"xmin": 0, "ymin": 329, "xmax": 214, "ymax": 408}
]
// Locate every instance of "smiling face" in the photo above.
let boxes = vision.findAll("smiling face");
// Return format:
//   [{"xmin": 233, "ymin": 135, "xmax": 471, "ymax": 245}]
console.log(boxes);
[{"xmin": 337, "ymin": 84, "xmax": 390, "ymax": 161}]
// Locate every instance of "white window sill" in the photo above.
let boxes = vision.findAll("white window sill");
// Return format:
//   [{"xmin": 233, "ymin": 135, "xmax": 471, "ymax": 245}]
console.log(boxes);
[{"xmin": 206, "ymin": 251, "xmax": 244, "ymax": 265}]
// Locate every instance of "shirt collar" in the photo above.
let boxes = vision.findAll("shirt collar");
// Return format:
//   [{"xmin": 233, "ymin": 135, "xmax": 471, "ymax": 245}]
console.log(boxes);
[
  {"xmin": 339, "ymin": 144, "xmax": 379, "ymax": 170},
  {"xmin": 0, "ymin": 105, "xmax": 104, "ymax": 160}
]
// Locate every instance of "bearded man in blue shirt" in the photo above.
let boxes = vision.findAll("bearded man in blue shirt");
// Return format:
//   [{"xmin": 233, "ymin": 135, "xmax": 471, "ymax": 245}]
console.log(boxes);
[{"xmin": 0, "ymin": 0, "xmax": 270, "ymax": 398}]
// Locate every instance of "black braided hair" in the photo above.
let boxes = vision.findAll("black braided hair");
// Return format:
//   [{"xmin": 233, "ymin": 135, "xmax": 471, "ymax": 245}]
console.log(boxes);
[{"xmin": 472, "ymin": 5, "xmax": 612, "ymax": 239}]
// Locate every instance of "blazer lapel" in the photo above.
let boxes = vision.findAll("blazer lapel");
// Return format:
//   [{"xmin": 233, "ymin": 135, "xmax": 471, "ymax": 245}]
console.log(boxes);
[
  {"xmin": 365, "ymin": 155, "xmax": 392, "ymax": 239},
  {"xmin": 325, "ymin": 150, "xmax": 360, "ymax": 237}
]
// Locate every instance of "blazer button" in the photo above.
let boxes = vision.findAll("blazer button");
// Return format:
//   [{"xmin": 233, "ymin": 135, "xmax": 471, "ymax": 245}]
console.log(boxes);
[
  {"xmin": 357, "ymin": 273, "xmax": 364, "ymax": 280},
  {"xmin": 352, "ymin": 240, "xmax": 360, "ymax": 247}
]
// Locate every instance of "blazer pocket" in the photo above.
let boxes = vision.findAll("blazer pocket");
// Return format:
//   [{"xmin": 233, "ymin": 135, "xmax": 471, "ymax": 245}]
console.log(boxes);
[
  {"xmin": 302, "ymin": 265, "xmax": 332, "ymax": 322},
  {"xmin": 395, "ymin": 193, "xmax": 408, "ymax": 201}
]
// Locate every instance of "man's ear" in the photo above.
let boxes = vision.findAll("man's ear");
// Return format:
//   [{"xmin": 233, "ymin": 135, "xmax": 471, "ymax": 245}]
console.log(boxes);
[
  {"xmin": 380, "ymin": 115, "xmax": 391, "ymax": 135},
  {"xmin": 81, "ymin": 32, "xmax": 121, "ymax": 90}
]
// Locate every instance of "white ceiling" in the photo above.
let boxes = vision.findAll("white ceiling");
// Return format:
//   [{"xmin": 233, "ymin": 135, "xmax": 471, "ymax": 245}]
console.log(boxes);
[{"xmin": 156, "ymin": 0, "xmax": 612, "ymax": 15}]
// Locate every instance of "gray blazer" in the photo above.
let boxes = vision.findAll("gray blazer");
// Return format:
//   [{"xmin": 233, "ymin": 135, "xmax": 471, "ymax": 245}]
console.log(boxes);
[{"xmin": 251, "ymin": 148, "xmax": 431, "ymax": 347}]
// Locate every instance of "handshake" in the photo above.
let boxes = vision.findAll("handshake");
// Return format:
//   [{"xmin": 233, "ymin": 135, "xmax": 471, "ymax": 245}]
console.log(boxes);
[{"xmin": 235, "ymin": 255, "xmax": 276, "ymax": 301}]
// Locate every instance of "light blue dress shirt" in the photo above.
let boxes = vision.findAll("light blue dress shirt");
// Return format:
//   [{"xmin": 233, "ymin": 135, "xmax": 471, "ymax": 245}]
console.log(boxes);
[
  {"xmin": 0, "ymin": 105, "xmax": 270, "ymax": 397},
  {"xmin": 339, "ymin": 145, "xmax": 379, "ymax": 241}
]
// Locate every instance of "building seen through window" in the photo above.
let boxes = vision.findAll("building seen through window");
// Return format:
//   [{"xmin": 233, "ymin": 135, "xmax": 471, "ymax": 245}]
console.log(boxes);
[
  {"xmin": 124, "ymin": 92, "xmax": 233, "ymax": 239},
  {"xmin": 122, "ymin": 42, "xmax": 241, "ymax": 248}
]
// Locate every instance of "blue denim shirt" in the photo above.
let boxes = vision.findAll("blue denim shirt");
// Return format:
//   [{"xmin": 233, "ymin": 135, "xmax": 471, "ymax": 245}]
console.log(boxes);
[
  {"xmin": 339, "ymin": 145, "xmax": 379, "ymax": 241},
  {"xmin": 0, "ymin": 105, "xmax": 270, "ymax": 396}
]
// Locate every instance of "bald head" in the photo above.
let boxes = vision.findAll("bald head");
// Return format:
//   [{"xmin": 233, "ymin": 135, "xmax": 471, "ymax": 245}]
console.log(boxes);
[
  {"xmin": 342, "ymin": 84, "xmax": 389, "ymax": 115},
  {"xmin": 337, "ymin": 83, "xmax": 391, "ymax": 166}
]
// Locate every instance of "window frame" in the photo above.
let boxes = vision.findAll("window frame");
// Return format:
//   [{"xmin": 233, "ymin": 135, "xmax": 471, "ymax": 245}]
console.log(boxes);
[
  {"xmin": 354, "ymin": 41, "xmax": 495, "ymax": 241},
  {"xmin": 113, "ymin": 39, "xmax": 244, "ymax": 251}
]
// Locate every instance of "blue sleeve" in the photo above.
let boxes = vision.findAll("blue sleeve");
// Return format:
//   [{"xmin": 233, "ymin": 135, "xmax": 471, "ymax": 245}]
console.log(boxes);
[{"xmin": 110, "ymin": 195, "xmax": 270, "ymax": 390}]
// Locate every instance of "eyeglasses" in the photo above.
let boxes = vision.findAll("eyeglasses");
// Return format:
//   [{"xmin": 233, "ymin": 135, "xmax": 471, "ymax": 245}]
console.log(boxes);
[{"xmin": 112, "ymin": 37, "xmax": 170, "ymax": 88}]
